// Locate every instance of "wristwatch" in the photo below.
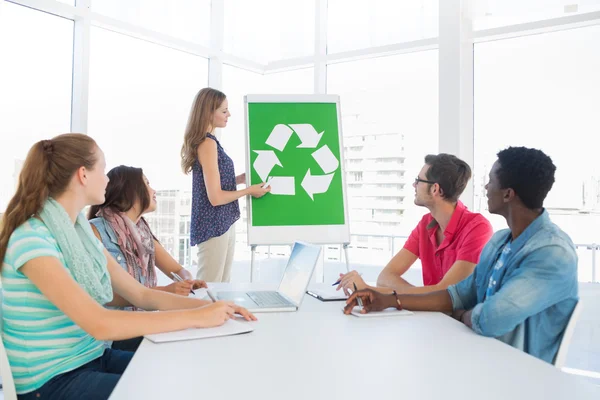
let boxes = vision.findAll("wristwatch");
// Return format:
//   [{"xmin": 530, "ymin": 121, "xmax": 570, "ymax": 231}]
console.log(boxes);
[{"xmin": 392, "ymin": 290, "xmax": 403, "ymax": 310}]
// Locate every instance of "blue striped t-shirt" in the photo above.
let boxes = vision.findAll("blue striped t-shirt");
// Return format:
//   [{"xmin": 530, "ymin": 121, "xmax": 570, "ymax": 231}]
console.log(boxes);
[{"xmin": 1, "ymin": 218, "xmax": 105, "ymax": 394}]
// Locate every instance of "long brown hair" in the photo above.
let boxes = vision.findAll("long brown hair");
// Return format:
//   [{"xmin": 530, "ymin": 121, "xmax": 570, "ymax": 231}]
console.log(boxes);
[
  {"xmin": 88, "ymin": 165, "xmax": 150, "ymax": 220},
  {"xmin": 0, "ymin": 134, "xmax": 98, "ymax": 267},
  {"xmin": 181, "ymin": 87, "xmax": 227, "ymax": 174}
]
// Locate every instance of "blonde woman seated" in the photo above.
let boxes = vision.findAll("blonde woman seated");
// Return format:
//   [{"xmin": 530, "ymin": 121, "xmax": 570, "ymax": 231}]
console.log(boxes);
[
  {"xmin": 88, "ymin": 165, "xmax": 207, "ymax": 351},
  {"xmin": 0, "ymin": 134, "xmax": 255, "ymax": 400}
]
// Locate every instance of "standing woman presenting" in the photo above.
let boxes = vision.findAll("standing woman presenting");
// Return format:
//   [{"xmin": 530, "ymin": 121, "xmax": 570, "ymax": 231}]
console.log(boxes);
[{"xmin": 181, "ymin": 88, "xmax": 269, "ymax": 282}]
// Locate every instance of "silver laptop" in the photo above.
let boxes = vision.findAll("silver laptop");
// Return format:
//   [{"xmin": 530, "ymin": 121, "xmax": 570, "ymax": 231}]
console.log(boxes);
[{"xmin": 209, "ymin": 241, "xmax": 321, "ymax": 312}]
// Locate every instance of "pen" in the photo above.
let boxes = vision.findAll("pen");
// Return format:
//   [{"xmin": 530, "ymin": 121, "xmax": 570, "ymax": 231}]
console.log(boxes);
[
  {"xmin": 353, "ymin": 282, "xmax": 363, "ymax": 308},
  {"xmin": 171, "ymin": 272, "xmax": 195, "ymax": 295},
  {"xmin": 331, "ymin": 272, "xmax": 362, "ymax": 286}
]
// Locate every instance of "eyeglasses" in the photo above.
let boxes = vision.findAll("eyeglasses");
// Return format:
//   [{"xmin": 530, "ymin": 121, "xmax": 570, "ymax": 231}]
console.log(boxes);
[{"xmin": 414, "ymin": 177, "xmax": 436, "ymax": 185}]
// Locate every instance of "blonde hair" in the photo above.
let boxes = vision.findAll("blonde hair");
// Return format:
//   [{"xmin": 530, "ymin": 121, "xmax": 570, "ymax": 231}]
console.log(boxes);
[
  {"xmin": 181, "ymin": 87, "xmax": 227, "ymax": 174},
  {"xmin": 0, "ymin": 134, "xmax": 98, "ymax": 267}
]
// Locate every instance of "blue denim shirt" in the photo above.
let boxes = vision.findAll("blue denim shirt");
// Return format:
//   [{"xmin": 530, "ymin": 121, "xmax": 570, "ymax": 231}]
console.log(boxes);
[
  {"xmin": 447, "ymin": 210, "xmax": 578, "ymax": 364},
  {"xmin": 89, "ymin": 217, "xmax": 128, "ymax": 271}
]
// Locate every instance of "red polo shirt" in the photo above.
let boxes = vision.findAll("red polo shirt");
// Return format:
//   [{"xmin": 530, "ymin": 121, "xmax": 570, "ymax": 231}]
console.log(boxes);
[{"xmin": 403, "ymin": 201, "xmax": 493, "ymax": 286}]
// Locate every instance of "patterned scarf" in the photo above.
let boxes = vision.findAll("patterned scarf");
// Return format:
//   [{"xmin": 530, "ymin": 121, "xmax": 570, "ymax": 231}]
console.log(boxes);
[
  {"xmin": 96, "ymin": 208, "xmax": 157, "ymax": 288},
  {"xmin": 39, "ymin": 198, "xmax": 113, "ymax": 304}
]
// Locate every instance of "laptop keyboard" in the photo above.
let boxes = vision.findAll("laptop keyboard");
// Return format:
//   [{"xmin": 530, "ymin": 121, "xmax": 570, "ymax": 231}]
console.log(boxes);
[{"xmin": 247, "ymin": 291, "xmax": 294, "ymax": 307}]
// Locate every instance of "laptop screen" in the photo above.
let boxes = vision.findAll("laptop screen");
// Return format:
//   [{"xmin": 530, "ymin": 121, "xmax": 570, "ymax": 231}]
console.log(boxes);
[{"xmin": 278, "ymin": 242, "xmax": 321, "ymax": 305}]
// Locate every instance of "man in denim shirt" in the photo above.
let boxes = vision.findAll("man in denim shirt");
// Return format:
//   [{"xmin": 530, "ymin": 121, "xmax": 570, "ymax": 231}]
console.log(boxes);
[{"xmin": 344, "ymin": 147, "xmax": 579, "ymax": 364}]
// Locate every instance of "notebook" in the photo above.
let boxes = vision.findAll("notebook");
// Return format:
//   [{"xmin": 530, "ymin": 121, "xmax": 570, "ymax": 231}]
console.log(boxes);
[
  {"xmin": 144, "ymin": 319, "xmax": 254, "ymax": 343},
  {"xmin": 348, "ymin": 306, "xmax": 413, "ymax": 318},
  {"xmin": 306, "ymin": 288, "xmax": 347, "ymax": 301}
]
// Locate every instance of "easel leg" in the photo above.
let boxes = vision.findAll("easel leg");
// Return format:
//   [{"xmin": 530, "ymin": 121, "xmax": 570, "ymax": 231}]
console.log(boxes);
[
  {"xmin": 343, "ymin": 243, "xmax": 350, "ymax": 273},
  {"xmin": 250, "ymin": 245, "xmax": 256, "ymax": 283}
]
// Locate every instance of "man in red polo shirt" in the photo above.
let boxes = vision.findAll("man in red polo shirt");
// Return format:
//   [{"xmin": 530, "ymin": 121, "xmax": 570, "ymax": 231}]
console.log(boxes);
[{"xmin": 337, "ymin": 154, "xmax": 493, "ymax": 295}]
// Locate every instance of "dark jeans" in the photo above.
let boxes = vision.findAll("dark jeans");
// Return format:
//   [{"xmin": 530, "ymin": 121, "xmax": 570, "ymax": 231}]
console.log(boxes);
[
  {"xmin": 111, "ymin": 336, "xmax": 143, "ymax": 352},
  {"xmin": 18, "ymin": 349, "xmax": 133, "ymax": 400}
]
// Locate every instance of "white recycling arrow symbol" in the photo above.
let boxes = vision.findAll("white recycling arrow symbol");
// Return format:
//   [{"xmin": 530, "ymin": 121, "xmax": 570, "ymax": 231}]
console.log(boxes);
[
  {"xmin": 311, "ymin": 144, "xmax": 339, "ymax": 174},
  {"xmin": 288, "ymin": 124, "xmax": 323, "ymax": 148},
  {"xmin": 253, "ymin": 150, "xmax": 282, "ymax": 182},
  {"xmin": 252, "ymin": 123, "xmax": 339, "ymax": 200},
  {"xmin": 301, "ymin": 170, "xmax": 334, "ymax": 200},
  {"xmin": 265, "ymin": 176, "xmax": 295, "ymax": 195},
  {"xmin": 265, "ymin": 124, "xmax": 294, "ymax": 152}
]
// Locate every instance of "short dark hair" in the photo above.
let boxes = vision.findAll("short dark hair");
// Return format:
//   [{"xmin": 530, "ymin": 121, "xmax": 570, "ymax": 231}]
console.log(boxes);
[
  {"xmin": 496, "ymin": 147, "xmax": 555, "ymax": 210},
  {"xmin": 88, "ymin": 165, "xmax": 150, "ymax": 219},
  {"xmin": 424, "ymin": 154, "xmax": 472, "ymax": 202}
]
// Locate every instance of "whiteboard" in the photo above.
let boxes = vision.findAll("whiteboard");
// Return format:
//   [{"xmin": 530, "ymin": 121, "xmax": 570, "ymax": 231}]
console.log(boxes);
[{"xmin": 244, "ymin": 94, "xmax": 350, "ymax": 246}]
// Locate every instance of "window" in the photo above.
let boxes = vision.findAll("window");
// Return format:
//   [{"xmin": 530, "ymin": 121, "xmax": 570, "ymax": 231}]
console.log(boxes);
[
  {"xmin": 350, "ymin": 172, "xmax": 363, "ymax": 182},
  {"xmin": 263, "ymin": 68, "xmax": 314, "ymax": 92},
  {"xmin": 221, "ymin": 65, "xmax": 314, "ymax": 172},
  {"xmin": 328, "ymin": 51, "xmax": 438, "ymax": 235},
  {"xmin": 88, "ymin": 27, "xmax": 207, "ymax": 258},
  {"xmin": 327, "ymin": 0, "xmax": 438, "ymax": 53},
  {"xmin": 0, "ymin": 3, "xmax": 73, "ymax": 211},
  {"xmin": 179, "ymin": 238, "xmax": 186, "ymax": 264},
  {"xmin": 474, "ymin": 26, "xmax": 600, "ymax": 281},
  {"xmin": 224, "ymin": 0, "xmax": 315, "ymax": 63},
  {"xmin": 88, "ymin": 27, "xmax": 207, "ymax": 191},
  {"xmin": 472, "ymin": 0, "xmax": 600, "ymax": 30},
  {"xmin": 220, "ymin": 65, "xmax": 264, "ymax": 172},
  {"xmin": 157, "ymin": 200, "xmax": 175, "ymax": 216},
  {"xmin": 161, "ymin": 236, "xmax": 175, "ymax": 255},
  {"xmin": 92, "ymin": 0, "xmax": 211, "ymax": 45}
]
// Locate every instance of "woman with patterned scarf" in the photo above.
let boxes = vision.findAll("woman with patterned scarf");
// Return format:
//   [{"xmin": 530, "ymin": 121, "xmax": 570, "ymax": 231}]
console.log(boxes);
[{"xmin": 89, "ymin": 165, "xmax": 207, "ymax": 351}]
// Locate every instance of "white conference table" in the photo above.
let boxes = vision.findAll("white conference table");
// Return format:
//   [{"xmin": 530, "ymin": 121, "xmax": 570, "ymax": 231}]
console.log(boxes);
[{"xmin": 110, "ymin": 283, "xmax": 599, "ymax": 400}]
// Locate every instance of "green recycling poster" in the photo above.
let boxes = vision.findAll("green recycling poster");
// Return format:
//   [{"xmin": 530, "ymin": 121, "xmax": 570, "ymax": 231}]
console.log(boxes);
[{"xmin": 248, "ymin": 102, "xmax": 345, "ymax": 227}]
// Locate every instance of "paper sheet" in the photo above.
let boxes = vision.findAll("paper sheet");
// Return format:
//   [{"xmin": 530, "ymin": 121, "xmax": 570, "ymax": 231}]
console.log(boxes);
[
  {"xmin": 349, "ymin": 306, "xmax": 413, "ymax": 318},
  {"xmin": 144, "ymin": 319, "xmax": 254, "ymax": 343}
]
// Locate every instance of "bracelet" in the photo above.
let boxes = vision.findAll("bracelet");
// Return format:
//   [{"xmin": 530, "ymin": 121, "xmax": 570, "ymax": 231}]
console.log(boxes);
[{"xmin": 392, "ymin": 290, "xmax": 403, "ymax": 310}]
